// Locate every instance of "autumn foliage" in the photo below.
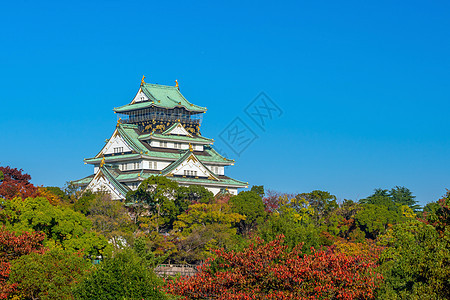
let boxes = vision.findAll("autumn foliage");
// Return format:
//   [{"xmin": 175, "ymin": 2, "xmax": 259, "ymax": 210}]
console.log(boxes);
[
  {"xmin": 0, "ymin": 227, "xmax": 46, "ymax": 299},
  {"xmin": 165, "ymin": 235, "xmax": 383, "ymax": 300},
  {"xmin": 0, "ymin": 166, "xmax": 40, "ymax": 200}
]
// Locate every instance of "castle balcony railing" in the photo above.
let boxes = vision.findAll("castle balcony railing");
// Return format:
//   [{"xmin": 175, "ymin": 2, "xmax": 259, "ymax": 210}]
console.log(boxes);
[{"xmin": 117, "ymin": 112, "xmax": 202, "ymax": 126}]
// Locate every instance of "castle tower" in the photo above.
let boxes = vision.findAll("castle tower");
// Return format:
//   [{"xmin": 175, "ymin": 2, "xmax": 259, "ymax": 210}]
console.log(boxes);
[{"xmin": 73, "ymin": 78, "xmax": 248, "ymax": 200}]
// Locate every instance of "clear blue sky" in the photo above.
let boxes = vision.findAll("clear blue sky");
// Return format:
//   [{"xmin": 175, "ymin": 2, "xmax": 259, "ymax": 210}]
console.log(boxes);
[{"xmin": 1, "ymin": 0, "xmax": 449, "ymax": 205}]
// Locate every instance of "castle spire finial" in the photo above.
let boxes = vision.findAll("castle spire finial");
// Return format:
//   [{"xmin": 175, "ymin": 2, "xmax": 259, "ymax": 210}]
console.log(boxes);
[
  {"xmin": 141, "ymin": 75, "xmax": 146, "ymax": 86},
  {"xmin": 175, "ymin": 79, "xmax": 179, "ymax": 89},
  {"xmin": 189, "ymin": 143, "xmax": 193, "ymax": 152}
]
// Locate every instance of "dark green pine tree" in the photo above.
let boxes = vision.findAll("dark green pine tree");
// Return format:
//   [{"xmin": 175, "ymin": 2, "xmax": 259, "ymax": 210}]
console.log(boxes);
[{"xmin": 389, "ymin": 186, "xmax": 421, "ymax": 212}]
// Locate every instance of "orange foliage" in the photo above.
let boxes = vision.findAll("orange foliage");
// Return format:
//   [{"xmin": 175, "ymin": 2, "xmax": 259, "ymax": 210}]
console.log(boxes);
[{"xmin": 38, "ymin": 187, "xmax": 61, "ymax": 206}]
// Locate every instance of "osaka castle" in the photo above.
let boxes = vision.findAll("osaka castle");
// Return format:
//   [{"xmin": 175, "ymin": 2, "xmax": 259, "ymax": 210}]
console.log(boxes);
[{"xmin": 73, "ymin": 77, "xmax": 248, "ymax": 200}]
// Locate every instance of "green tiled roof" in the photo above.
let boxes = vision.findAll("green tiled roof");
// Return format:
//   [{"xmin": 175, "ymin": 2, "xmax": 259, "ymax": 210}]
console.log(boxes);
[
  {"xmin": 118, "ymin": 124, "xmax": 149, "ymax": 154},
  {"xmin": 113, "ymin": 83, "xmax": 206, "ymax": 113},
  {"xmin": 101, "ymin": 166, "xmax": 130, "ymax": 196},
  {"xmin": 160, "ymin": 151, "xmax": 192, "ymax": 176},
  {"xmin": 161, "ymin": 122, "xmax": 180, "ymax": 134},
  {"xmin": 71, "ymin": 174, "xmax": 94, "ymax": 186},
  {"xmin": 202, "ymin": 145, "xmax": 234, "ymax": 163}
]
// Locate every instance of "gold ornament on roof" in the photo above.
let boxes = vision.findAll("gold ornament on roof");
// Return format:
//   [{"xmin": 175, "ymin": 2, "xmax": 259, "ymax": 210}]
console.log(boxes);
[
  {"xmin": 100, "ymin": 156, "xmax": 106, "ymax": 168},
  {"xmin": 189, "ymin": 143, "xmax": 193, "ymax": 152},
  {"xmin": 141, "ymin": 75, "xmax": 146, "ymax": 86},
  {"xmin": 175, "ymin": 79, "xmax": 179, "ymax": 88}
]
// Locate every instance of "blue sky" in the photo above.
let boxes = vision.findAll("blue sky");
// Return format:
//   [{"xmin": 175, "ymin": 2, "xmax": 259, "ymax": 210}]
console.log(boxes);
[{"xmin": 1, "ymin": 0, "xmax": 449, "ymax": 205}]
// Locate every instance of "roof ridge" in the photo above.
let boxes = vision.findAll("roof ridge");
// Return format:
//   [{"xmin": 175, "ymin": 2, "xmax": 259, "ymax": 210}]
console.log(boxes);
[
  {"xmin": 101, "ymin": 166, "xmax": 130, "ymax": 195},
  {"xmin": 144, "ymin": 83, "xmax": 178, "ymax": 89}
]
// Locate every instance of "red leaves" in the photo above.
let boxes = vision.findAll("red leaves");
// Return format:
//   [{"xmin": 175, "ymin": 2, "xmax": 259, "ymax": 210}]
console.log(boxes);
[
  {"xmin": 0, "ymin": 166, "xmax": 40, "ymax": 200},
  {"xmin": 165, "ymin": 235, "xmax": 382, "ymax": 300},
  {"xmin": 0, "ymin": 227, "xmax": 46, "ymax": 299}
]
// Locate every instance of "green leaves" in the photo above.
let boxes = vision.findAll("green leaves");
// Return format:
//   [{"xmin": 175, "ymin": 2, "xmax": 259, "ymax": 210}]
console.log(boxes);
[
  {"xmin": 0, "ymin": 197, "xmax": 110, "ymax": 257},
  {"xmin": 378, "ymin": 219, "xmax": 450, "ymax": 299},
  {"xmin": 171, "ymin": 202, "xmax": 245, "ymax": 263},
  {"xmin": 230, "ymin": 190, "xmax": 266, "ymax": 235},
  {"xmin": 73, "ymin": 249, "xmax": 168, "ymax": 300},
  {"xmin": 10, "ymin": 248, "xmax": 91, "ymax": 300}
]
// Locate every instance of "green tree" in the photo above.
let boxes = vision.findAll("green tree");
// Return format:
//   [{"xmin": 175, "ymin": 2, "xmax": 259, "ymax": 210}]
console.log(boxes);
[
  {"xmin": 355, "ymin": 204, "xmax": 404, "ymax": 239},
  {"xmin": 178, "ymin": 185, "xmax": 214, "ymax": 204},
  {"xmin": 172, "ymin": 202, "xmax": 245, "ymax": 263},
  {"xmin": 86, "ymin": 193, "xmax": 135, "ymax": 249},
  {"xmin": 72, "ymin": 190, "xmax": 98, "ymax": 215},
  {"xmin": 357, "ymin": 188, "xmax": 415, "ymax": 239},
  {"xmin": 73, "ymin": 249, "xmax": 168, "ymax": 300},
  {"xmin": 390, "ymin": 186, "xmax": 421, "ymax": 212},
  {"xmin": 360, "ymin": 189, "xmax": 393, "ymax": 207},
  {"xmin": 298, "ymin": 190, "xmax": 338, "ymax": 224},
  {"xmin": 229, "ymin": 191, "xmax": 266, "ymax": 235},
  {"xmin": 126, "ymin": 176, "xmax": 184, "ymax": 233},
  {"xmin": 258, "ymin": 195, "xmax": 325, "ymax": 251},
  {"xmin": 250, "ymin": 185, "xmax": 265, "ymax": 198},
  {"xmin": 378, "ymin": 219, "xmax": 450, "ymax": 299},
  {"xmin": 0, "ymin": 197, "xmax": 110, "ymax": 257},
  {"xmin": 362, "ymin": 187, "xmax": 420, "ymax": 213},
  {"xmin": 9, "ymin": 248, "xmax": 91, "ymax": 300}
]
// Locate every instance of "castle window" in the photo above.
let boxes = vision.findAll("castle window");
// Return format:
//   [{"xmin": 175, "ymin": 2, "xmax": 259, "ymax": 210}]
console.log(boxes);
[
  {"xmin": 184, "ymin": 170, "xmax": 197, "ymax": 176},
  {"xmin": 114, "ymin": 147, "xmax": 123, "ymax": 154},
  {"xmin": 121, "ymin": 163, "xmax": 127, "ymax": 171},
  {"xmin": 174, "ymin": 142, "xmax": 181, "ymax": 149},
  {"xmin": 149, "ymin": 161, "xmax": 157, "ymax": 170},
  {"xmin": 160, "ymin": 141, "xmax": 167, "ymax": 148},
  {"xmin": 133, "ymin": 162, "xmax": 140, "ymax": 169}
]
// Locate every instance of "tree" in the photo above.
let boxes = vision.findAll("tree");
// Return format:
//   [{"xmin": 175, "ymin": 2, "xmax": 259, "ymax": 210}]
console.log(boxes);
[
  {"xmin": 378, "ymin": 219, "xmax": 450, "ymax": 299},
  {"xmin": 0, "ymin": 197, "xmax": 110, "ymax": 257},
  {"xmin": 126, "ymin": 176, "xmax": 184, "ymax": 233},
  {"xmin": 172, "ymin": 202, "xmax": 245, "ymax": 263},
  {"xmin": 45, "ymin": 186, "xmax": 72, "ymax": 205},
  {"xmin": 38, "ymin": 187, "xmax": 61, "ymax": 206},
  {"xmin": 178, "ymin": 185, "xmax": 214, "ymax": 204},
  {"xmin": 360, "ymin": 189, "xmax": 393, "ymax": 207},
  {"xmin": 423, "ymin": 190, "xmax": 450, "ymax": 235},
  {"xmin": 85, "ymin": 193, "xmax": 135, "ymax": 250},
  {"xmin": 361, "ymin": 187, "xmax": 420, "ymax": 213},
  {"xmin": 0, "ymin": 227, "xmax": 46, "ymax": 299},
  {"xmin": 73, "ymin": 249, "xmax": 168, "ymax": 300},
  {"xmin": 250, "ymin": 185, "xmax": 265, "ymax": 198},
  {"xmin": 73, "ymin": 190, "xmax": 97, "ymax": 215},
  {"xmin": 262, "ymin": 190, "xmax": 284, "ymax": 213},
  {"xmin": 298, "ymin": 190, "xmax": 338, "ymax": 224},
  {"xmin": 165, "ymin": 235, "xmax": 382, "ymax": 299},
  {"xmin": 389, "ymin": 186, "xmax": 421, "ymax": 212},
  {"xmin": 357, "ymin": 188, "xmax": 414, "ymax": 239},
  {"xmin": 355, "ymin": 204, "xmax": 405, "ymax": 239},
  {"xmin": 229, "ymin": 190, "xmax": 266, "ymax": 235},
  {"xmin": 0, "ymin": 166, "xmax": 39, "ymax": 200},
  {"xmin": 258, "ymin": 195, "xmax": 323, "ymax": 251},
  {"xmin": 9, "ymin": 248, "xmax": 91, "ymax": 300}
]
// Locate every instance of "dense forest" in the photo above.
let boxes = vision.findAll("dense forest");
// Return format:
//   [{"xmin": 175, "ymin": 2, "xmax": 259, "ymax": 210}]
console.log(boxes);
[{"xmin": 0, "ymin": 165, "xmax": 449, "ymax": 299}]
